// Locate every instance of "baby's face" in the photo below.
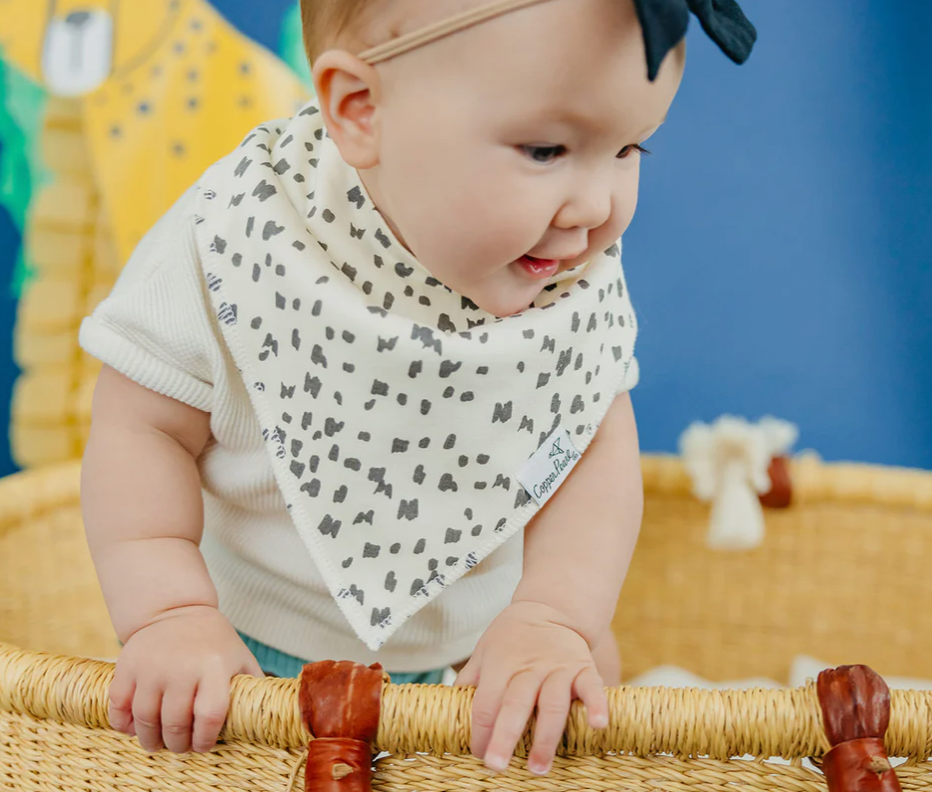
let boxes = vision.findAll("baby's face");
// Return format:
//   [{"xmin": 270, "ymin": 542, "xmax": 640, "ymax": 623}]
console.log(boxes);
[{"xmin": 358, "ymin": 0, "xmax": 684, "ymax": 317}]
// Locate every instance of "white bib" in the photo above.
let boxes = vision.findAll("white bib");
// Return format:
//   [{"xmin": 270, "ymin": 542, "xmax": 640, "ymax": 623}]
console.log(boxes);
[{"xmin": 194, "ymin": 102, "xmax": 638, "ymax": 650}]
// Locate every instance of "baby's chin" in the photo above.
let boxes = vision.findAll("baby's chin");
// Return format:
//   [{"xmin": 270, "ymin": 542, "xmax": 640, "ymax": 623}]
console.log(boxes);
[
  {"xmin": 421, "ymin": 259, "xmax": 559, "ymax": 319},
  {"xmin": 462, "ymin": 283, "xmax": 549, "ymax": 319}
]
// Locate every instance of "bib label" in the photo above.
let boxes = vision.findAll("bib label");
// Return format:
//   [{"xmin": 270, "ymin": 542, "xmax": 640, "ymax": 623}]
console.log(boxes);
[{"xmin": 517, "ymin": 428, "xmax": 581, "ymax": 507}]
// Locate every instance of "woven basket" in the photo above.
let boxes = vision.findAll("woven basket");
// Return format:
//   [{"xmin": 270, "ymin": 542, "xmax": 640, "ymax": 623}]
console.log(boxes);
[{"xmin": 3, "ymin": 455, "xmax": 932, "ymax": 791}]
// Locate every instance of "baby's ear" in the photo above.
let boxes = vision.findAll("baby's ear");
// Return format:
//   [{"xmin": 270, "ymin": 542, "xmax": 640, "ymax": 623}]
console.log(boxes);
[{"xmin": 312, "ymin": 50, "xmax": 381, "ymax": 169}]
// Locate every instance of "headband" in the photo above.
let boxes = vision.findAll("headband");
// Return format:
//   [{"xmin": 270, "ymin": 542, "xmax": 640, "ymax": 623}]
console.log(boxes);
[
  {"xmin": 359, "ymin": 0, "xmax": 757, "ymax": 81},
  {"xmin": 358, "ymin": 0, "xmax": 756, "ymax": 80}
]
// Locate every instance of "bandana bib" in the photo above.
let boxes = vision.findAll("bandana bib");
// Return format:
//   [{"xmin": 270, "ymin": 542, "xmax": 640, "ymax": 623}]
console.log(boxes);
[{"xmin": 194, "ymin": 102, "xmax": 638, "ymax": 650}]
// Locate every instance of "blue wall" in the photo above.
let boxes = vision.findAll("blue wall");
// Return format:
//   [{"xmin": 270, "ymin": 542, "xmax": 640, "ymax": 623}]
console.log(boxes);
[
  {"xmin": 1, "ymin": 0, "xmax": 929, "ymax": 474},
  {"xmin": 626, "ymin": 0, "xmax": 932, "ymax": 468},
  {"xmin": 213, "ymin": 0, "xmax": 295, "ymax": 53}
]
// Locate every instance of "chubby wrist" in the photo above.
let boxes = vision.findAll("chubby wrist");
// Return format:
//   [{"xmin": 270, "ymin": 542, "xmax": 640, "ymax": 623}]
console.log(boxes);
[
  {"xmin": 507, "ymin": 597, "xmax": 601, "ymax": 649},
  {"xmin": 124, "ymin": 603, "xmax": 222, "ymax": 644}
]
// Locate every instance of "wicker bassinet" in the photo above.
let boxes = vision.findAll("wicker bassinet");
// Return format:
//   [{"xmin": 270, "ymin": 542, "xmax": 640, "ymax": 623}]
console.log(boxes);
[{"xmin": 3, "ymin": 454, "xmax": 932, "ymax": 792}]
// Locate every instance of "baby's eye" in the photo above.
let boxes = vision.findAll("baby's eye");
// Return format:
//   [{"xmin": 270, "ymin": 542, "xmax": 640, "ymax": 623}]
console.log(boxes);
[
  {"xmin": 521, "ymin": 144, "xmax": 567, "ymax": 164},
  {"xmin": 617, "ymin": 144, "xmax": 651, "ymax": 159}
]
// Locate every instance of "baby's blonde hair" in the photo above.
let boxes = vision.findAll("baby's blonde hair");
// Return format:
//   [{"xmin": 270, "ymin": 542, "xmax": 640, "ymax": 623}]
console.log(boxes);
[{"xmin": 301, "ymin": 0, "xmax": 377, "ymax": 66}]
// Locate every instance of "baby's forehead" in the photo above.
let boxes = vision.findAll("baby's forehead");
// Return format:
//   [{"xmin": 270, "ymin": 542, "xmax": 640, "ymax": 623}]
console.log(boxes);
[
  {"xmin": 464, "ymin": 18, "xmax": 676, "ymax": 125},
  {"xmin": 374, "ymin": 0, "xmax": 497, "ymax": 32},
  {"xmin": 365, "ymin": 0, "xmax": 643, "ymax": 63},
  {"xmin": 366, "ymin": 0, "xmax": 680, "ymax": 135},
  {"xmin": 357, "ymin": 0, "xmax": 483, "ymax": 45},
  {"xmin": 487, "ymin": 86, "xmax": 667, "ymax": 145}
]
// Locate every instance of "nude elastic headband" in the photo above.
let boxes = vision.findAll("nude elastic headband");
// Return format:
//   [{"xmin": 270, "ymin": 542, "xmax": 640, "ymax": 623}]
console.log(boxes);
[{"xmin": 358, "ymin": 0, "xmax": 757, "ymax": 81}]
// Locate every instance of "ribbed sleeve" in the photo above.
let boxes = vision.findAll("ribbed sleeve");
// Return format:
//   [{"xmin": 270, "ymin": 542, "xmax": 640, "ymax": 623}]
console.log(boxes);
[{"xmin": 78, "ymin": 187, "xmax": 221, "ymax": 413}]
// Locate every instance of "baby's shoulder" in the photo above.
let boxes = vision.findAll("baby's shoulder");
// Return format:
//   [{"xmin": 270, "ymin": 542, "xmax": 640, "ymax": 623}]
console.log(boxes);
[{"xmin": 115, "ymin": 185, "xmax": 205, "ymax": 293}]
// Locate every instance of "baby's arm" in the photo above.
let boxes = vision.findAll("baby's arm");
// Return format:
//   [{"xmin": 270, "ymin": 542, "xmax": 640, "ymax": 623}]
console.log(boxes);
[
  {"xmin": 515, "ymin": 390, "xmax": 644, "ymax": 654},
  {"xmin": 457, "ymin": 392, "xmax": 644, "ymax": 775},
  {"xmin": 82, "ymin": 365, "xmax": 262, "ymax": 754}
]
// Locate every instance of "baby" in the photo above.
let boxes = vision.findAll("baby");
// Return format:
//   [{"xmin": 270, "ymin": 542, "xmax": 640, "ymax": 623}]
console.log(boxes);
[{"xmin": 79, "ymin": 0, "xmax": 755, "ymax": 776}]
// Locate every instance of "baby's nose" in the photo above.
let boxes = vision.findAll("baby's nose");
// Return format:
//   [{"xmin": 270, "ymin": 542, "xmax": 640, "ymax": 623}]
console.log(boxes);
[{"xmin": 555, "ymin": 191, "xmax": 612, "ymax": 232}]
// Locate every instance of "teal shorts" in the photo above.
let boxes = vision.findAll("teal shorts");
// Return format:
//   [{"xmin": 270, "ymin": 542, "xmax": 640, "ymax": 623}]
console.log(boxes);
[{"xmin": 238, "ymin": 633, "xmax": 447, "ymax": 684}]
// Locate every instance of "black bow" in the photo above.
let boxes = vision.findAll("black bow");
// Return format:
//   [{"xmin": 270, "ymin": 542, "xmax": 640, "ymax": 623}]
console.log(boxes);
[{"xmin": 632, "ymin": 0, "xmax": 757, "ymax": 81}]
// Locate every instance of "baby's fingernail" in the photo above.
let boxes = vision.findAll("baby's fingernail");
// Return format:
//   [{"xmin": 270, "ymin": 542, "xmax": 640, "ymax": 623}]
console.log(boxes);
[
  {"xmin": 592, "ymin": 714, "xmax": 609, "ymax": 729},
  {"xmin": 485, "ymin": 755, "xmax": 509, "ymax": 773},
  {"xmin": 529, "ymin": 761, "xmax": 551, "ymax": 776}
]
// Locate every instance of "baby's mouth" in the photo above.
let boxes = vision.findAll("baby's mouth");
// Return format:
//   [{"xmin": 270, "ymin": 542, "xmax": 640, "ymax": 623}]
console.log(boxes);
[{"xmin": 516, "ymin": 255, "xmax": 560, "ymax": 279}]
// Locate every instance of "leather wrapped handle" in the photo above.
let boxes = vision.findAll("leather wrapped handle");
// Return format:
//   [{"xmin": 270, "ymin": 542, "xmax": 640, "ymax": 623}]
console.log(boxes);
[
  {"xmin": 817, "ymin": 666, "xmax": 903, "ymax": 792},
  {"xmin": 299, "ymin": 661, "xmax": 386, "ymax": 792}
]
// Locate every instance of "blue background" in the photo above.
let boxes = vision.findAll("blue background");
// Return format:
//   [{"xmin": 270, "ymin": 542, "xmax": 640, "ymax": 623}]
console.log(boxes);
[
  {"xmin": 625, "ymin": 0, "xmax": 931, "ymax": 468},
  {"xmin": 0, "ymin": 0, "xmax": 929, "ymax": 477}
]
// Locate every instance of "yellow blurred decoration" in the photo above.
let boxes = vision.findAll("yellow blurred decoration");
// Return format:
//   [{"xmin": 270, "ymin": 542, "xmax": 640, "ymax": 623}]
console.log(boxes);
[{"xmin": 0, "ymin": 0, "xmax": 310, "ymax": 468}]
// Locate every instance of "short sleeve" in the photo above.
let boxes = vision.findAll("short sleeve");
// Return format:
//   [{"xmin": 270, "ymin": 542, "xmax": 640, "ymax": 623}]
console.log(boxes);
[{"xmin": 78, "ymin": 186, "xmax": 221, "ymax": 413}]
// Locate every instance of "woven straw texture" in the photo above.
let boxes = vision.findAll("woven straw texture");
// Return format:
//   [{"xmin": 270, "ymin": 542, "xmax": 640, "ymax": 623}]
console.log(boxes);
[{"xmin": 4, "ymin": 455, "xmax": 932, "ymax": 791}]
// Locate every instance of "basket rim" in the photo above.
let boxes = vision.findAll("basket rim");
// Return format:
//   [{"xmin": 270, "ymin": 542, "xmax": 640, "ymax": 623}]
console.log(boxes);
[{"xmin": 4, "ymin": 643, "xmax": 932, "ymax": 760}]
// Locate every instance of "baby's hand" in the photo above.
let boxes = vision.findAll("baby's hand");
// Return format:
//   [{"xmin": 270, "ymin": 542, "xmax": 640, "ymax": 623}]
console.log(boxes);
[
  {"xmin": 109, "ymin": 605, "xmax": 263, "ymax": 754},
  {"xmin": 455, "ymin": 601, "xmax": 609, "ymax": 776}
]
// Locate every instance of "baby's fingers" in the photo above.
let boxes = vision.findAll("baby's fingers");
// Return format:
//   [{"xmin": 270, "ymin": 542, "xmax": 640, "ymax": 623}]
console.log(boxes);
[
  {"xmin": 132, "ymin": 683, "xmax": 166, "ymax": 753},
  {"xmin": 240, "ymin": 653, "xmax": 264, "ymax": 679},
  {"xmin": 527, "ymin": 672, "xmax": 573, "ymax": 776},
  {"xmin": 191, "ymin": 674, "xmax": 232, "ymax": 754},
  {"xmin": 453, "ymin": 656, "xmax": 480, "ymax": 689},
  {"xmin": 161, "ymin": 680, "xmax": 198, "ymax": 754},
  {"xmin": 482, "ymin": 673, "xmax": 540, "ymax": 774},
  {"xmin": 108, "ymin": 671, "xmax": 137, "ymax": 736},
  {"xmin": 573, "ymin": 666, "xmax": 609, "ymax": 729},
  {"xmin": 469, "ymin": 667, "xmax": 507, "ymax": 762}
]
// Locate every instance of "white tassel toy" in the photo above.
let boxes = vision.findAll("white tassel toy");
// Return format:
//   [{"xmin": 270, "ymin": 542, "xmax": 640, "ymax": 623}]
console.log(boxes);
[{"xmin": 679, "ymin": 416, "xmax": 798, "ymax": 550}]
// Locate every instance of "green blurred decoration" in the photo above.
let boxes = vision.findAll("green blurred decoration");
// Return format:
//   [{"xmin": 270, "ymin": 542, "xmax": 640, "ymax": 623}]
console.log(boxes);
[
  {"xmin": 0, "ymin": 56, "xmax": 48, "ymax": 298},
  {"xmin": 279, "ymin": 2, "xmax": 313, "ymax": 89}
]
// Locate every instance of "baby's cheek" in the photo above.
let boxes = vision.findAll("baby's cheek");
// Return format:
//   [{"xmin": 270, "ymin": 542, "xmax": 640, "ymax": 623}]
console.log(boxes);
[
  {"xmin": 616, "ymin": 171, "xmax": 642, "ymax": 234},
  {"xmin": 448, "ymin": 212, "xmax": 528, "ymax": 269},
  {"xmin": 583, "ymin": 200, "xmax": 636, "ymax": 262},
  {"xmin": 588, "ymin": 213, "xmax": 630, "ymax": 259}
]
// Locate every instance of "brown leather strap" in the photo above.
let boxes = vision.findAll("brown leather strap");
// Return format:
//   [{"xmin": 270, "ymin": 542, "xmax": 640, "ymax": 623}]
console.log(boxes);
[
  {"xmin": 299, "ymin": 661, "xmax": 386, "ymax": 792},
  {"xmin": 817, "ymin": 666, "xmax": 903, "ymax": 792},
  {"xmin": 306, "ymin": 740, "xmax": 375, "ymax": 790},
  {"xmin": 823, "ymin": 738, "xmax": 899, "ymax": 792}
]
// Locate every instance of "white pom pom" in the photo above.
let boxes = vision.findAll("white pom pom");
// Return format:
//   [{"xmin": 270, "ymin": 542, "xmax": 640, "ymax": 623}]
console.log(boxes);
[{"xmin": 678, "ymin": 415, "xmax": 798, "ymax": 551}]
